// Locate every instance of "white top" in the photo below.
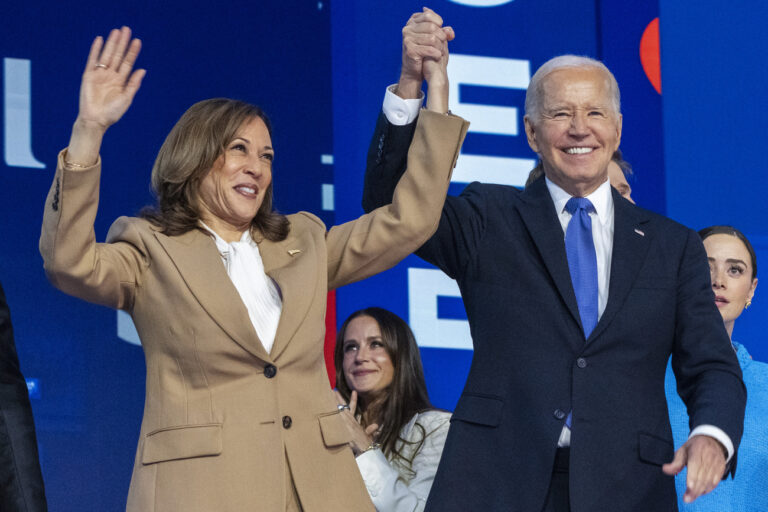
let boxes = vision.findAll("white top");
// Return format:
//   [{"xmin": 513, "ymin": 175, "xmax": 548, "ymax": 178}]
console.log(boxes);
[
  {"xmin": 356, "ymin": 410, "xmax": 451, "ymax": 512},
  {"xmin": 202, "ymin": 224, "xmax": 282, "ymax": 354},
  {"xmin": 379, "ymin": 88, "xmax": 734, "ymax": 461}
]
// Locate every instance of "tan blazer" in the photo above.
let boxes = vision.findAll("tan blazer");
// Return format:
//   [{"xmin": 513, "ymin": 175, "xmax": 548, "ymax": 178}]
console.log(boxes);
[{"xmin": 40, "ymin": 110, "xmax": 468, "ymax": 512}]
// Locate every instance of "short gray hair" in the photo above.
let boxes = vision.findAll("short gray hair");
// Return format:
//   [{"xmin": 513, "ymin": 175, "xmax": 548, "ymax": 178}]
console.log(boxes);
[{"xmin": 524, "ymin": 55, "xmax": 621, "ymax": 121}]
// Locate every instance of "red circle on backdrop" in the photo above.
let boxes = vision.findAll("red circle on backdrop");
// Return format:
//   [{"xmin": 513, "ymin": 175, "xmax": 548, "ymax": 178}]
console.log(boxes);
[{"xmin": 640, "ymin": 17, "xmax": 662, "ymax": 94}]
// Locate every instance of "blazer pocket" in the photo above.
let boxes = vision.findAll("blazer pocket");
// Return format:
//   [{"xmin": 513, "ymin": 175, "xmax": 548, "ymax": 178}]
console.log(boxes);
[
  {"xmin": 637, "ymin": 432, "xmax": 674, "ymax": 466},
  {"xmin": 142, "ymin": 423, "xmax": 223, "ymax": 465},
  {"xmin": 451, "ymin": 394, "xmax": 504, "ymax": 427},
  {"xmin": 318, "ymin": 411, "xmax": 352, "ymax": 447}
]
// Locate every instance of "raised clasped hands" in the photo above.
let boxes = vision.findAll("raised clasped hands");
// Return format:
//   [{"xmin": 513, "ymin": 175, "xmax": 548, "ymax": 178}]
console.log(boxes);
[
  {"xmin": 334, "ymin": 390, "xmax": 379, "ymax": 457},
  {"xmin": 662, "ymin": 435, "xmax": 728, "ymax": 504},
  {"xmin": 398, "ymin": 7, "xmax": 454, "ymax": 112}
]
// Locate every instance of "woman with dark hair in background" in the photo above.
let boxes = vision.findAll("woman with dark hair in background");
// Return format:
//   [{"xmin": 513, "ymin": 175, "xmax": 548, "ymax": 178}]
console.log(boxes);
[
  {"xmin": 334, "ymin": 307, "xmax": 450, "ymax": 512},
  {"xmin": 666, "ymin": 226, "xmax": 767, "ymax": 510},
  {"xmin": 39, "ymin": 25, "xmax": 466, "ymax": 512}
]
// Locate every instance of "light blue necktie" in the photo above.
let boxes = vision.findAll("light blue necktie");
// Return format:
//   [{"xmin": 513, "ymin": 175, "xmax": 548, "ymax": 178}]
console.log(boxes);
[{"xmin": 563, "ymin": 197, "xmax": 598, "ymax": 428}]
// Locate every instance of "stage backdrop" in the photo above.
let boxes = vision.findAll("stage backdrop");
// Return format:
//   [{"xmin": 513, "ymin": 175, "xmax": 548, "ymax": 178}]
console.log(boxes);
[{"xmin": 660, "ymin": 1, "xmax": 768, "ymax": 359}]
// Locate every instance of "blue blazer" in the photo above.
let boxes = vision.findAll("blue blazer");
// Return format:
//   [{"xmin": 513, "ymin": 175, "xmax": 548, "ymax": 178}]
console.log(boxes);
[
  {"xmin": 667, "ymin": 344, "xmax": 768, "ymax": 511},
  {"xmin": 362, "ymin": 113, "xmax": 746, "ymax": 512}
]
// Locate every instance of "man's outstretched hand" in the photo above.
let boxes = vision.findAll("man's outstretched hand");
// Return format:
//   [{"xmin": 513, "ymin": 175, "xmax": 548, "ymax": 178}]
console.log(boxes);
[{"xmin": 662, "ymin": 435, "xmax": 727, "ymax": 504}]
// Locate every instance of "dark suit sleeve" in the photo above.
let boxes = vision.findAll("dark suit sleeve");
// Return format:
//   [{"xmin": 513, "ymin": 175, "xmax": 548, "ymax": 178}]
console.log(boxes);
[
  {"xmin": 0, "ymin": 283, "xmax": 48, "ymax": 511},
  {"xmin": 415, "ymin": 184, "xmax": 487, "ymax": 279},
  {"xmin": 670, "ymin": 229, "xmax": 746, "ymax": 476},
  {"xmin": 362, "ymin": 111, "xmax": 418, "ymax": 214},
  {"xmin": 362, "ymin": 111, "xmax": 487, "ymax": 279}
]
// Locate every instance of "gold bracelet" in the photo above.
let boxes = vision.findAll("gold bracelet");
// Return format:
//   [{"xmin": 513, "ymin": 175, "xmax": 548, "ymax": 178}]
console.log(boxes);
[
  {"xmin": 64, "ymin": 160, "xmax": 92, "ymax": 169},
  {"xmin": 63, "ymin": 149, "xmax": 97, "ymax": 169}
]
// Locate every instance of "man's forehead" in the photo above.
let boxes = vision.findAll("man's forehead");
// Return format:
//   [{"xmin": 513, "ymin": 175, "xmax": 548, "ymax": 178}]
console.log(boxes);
[
  {"xmin": 538, "ymin": 68, "xmax": 616, "ymax": 107},
  {"xmin": 540, "ymin": 67, "xmax": 611, "ymax": 92},
  {"xmin": 543, "ymin": 64, "xmax": 610, "ymax": 82}
]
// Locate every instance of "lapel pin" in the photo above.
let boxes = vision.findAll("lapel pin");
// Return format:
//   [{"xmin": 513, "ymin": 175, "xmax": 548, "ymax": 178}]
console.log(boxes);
[
  {"xmin": 288, "ymin": 249, "xmax": 301, "ymax": 256},
  {"xmin": 634, "ymin": 228, "xmax": 645, "ymax": 237}
]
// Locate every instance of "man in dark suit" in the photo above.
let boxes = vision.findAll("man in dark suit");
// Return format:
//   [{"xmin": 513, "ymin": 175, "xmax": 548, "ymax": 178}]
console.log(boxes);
[
  {"xmin": 0, "ymin": 282, "xmax": 48, "ymax": 511},
  {"xmin": 361, "ymin": 9, "xmax": 746, "ymax": 512}
]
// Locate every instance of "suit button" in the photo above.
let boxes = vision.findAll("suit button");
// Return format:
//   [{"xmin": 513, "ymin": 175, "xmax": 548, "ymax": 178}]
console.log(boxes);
[
  {"xmin": 576, "ymin": 357, "xmax": 587, "ymax": 368},
  {"xmin": 264, "ymin": 364, "xmax": 277, "ymax": 378},
  {"xmin": 282, "ymin": 416, "xmax": 292, "ymax": 429},
  {"xmin": 554, "ymin": 409, "xmax": 566, "ymax": 420}
]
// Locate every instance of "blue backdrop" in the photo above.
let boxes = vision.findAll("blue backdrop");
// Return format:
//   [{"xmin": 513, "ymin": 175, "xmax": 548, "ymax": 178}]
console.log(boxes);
[
  {"xmin": 0, "ymin": 1, "xmax": 765, "ymax": 510},
  {"xmin": 660, "ymin": 1, "xmax": 768, "ymax": 355}
]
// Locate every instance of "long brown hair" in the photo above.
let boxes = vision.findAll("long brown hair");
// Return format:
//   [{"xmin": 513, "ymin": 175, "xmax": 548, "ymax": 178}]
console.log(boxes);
[
  {"xmin": 140, "ymin": 98, "xmax": 289, "ymax": 241},
  {"xmin": 334, "ymin": 307, "xmax": 435, "ymax": 468}
]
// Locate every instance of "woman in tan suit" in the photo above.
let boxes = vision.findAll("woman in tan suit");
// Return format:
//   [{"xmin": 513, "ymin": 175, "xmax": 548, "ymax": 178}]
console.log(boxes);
[{"xmin": 40, "ymin": 26, "xmax": 466, "ymax": 511}]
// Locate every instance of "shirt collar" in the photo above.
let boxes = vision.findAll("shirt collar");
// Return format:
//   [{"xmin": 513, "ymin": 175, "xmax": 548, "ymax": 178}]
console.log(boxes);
[
  {"xmin": 200, "ymin": 222, "xmax": 253, "ymax": 254},
  {"xmin": 545, "ymin": 176, "xmax": 613, "ymax": 227}
]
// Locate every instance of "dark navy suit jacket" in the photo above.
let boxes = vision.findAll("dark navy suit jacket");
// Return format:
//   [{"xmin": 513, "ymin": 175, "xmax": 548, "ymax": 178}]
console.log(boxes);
[
  {"xmin": 362, "ymin": 113, "xmax": 746, "ymax": 512},
  {"xmin": 0, "ymin": 282, "xmax": 47, "ymax": 511}
]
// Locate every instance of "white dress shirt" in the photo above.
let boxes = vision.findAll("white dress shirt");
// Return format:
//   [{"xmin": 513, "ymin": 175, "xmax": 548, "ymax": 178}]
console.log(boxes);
[
  {"xmin": 202, "ymin": 224, "xmax": 282, "ymax": 354},
  {"xmin": 547, "ymin": 177, "xmax": 613, "ymax": 319},
  {"xmin": 383, "ymin": 85, "xmax": 423, "ymax": 125},
  {"xmin": 547, "ymin": 178, "xmax": 613, "ymax": 446},
  {"xmin": 380, "ymin": 88, "xmax": 733, "ymax": 460}
]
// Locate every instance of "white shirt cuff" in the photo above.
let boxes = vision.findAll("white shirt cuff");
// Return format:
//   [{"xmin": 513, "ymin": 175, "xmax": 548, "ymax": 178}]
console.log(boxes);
[
  {"xmin": 382, "ymin": 84, "xmax": 423, "ymax": 126},
  {"xmin": 689, "ymin": 425, "xmax": 734, "ymax": 462},
  {"xmin": 355, "ymin": 448, "xmax": 392, "ymax": 499}
]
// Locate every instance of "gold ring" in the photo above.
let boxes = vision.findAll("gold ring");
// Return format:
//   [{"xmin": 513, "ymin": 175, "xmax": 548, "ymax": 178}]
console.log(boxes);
[{"xmin": 95, "ymin": 63, "xmax": 108, "ymax": 69}]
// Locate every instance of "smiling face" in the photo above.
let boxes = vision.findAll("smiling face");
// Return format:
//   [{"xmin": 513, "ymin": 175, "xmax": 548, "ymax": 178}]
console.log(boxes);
[
  {"xmin": 524, "ymin": 66, "xmax": 622, "ymax": 197},
  {"xmin": 341, "ymin": 315, "xmax": 395, "ymax": 402},
  {"xmin": 197, "ymin": 116, "xmax": 274, "ymax": 241},
  {"xmin": 704, "ymin": 233, "xmax": 758, "ymax": 338}
]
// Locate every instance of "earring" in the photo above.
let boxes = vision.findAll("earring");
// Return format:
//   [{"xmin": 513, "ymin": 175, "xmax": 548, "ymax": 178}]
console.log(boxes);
[{"xmin": 745, "ymin": 300, "xmax": 752, "ymax": 309}]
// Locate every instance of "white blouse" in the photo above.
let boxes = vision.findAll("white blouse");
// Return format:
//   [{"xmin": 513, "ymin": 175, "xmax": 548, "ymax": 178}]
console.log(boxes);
[
  {"xmin": 356, "ymin": 410, "xmax": 451, "ymax": 512},
  {"xmin": 203, "ymin": 224, "xmax": 282, "ymax": 354}
]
